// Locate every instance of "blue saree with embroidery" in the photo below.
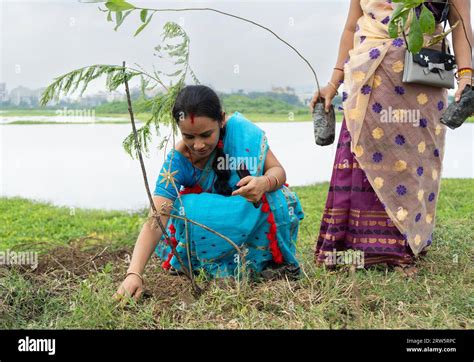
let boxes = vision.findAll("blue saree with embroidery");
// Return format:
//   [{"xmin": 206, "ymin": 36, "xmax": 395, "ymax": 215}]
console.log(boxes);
[{"xmin": 153, "ymin": 112, "xmax": 304, "ymax": 278}]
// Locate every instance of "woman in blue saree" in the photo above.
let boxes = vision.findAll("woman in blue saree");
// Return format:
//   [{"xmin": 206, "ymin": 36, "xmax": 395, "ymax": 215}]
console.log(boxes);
[{"xmin": 114, "ymin": 85, "xmax": 304, "ymax": 301}]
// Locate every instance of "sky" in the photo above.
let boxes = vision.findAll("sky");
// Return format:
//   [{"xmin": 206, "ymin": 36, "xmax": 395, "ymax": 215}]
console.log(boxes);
[{"xmin": 0, "ymin": 0, "xmax": 473, "ymax": 95}]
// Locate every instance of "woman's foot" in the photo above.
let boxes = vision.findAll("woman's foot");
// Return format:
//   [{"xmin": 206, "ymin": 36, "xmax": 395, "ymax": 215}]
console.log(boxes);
[
  {"xmin": 394, "ymin": 264, "xmax": 418, "ymax": 277},
  {"xmin": 168, "ymin": 266, "xmax": 201, "ymax": 277},
  {"xmin": 260, "ymin": 264, "xmax": 301, "ymax": 281},
  {"xmin": 168, "ymin": 266, "xmax": 184, "ymax": 276}
]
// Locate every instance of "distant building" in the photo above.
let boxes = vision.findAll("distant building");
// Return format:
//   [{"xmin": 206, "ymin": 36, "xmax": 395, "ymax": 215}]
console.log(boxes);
[
  {"xmin": 9, "ymin": 86, "xmax": 43, "ymax": 107},
  {"xmin": 271, "ymin": 86, "xmax": 295, "ymax": 95},
  {"xmin": 106, "ymin": 90, "xmax": 125, "ymax": 102},
  {"xmin": 81, "ymin": 94, "xmax": 108, "ymax": 107}
]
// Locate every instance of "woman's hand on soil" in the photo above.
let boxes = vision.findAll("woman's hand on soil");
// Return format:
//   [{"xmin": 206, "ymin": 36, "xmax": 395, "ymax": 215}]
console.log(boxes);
[
  {"xmin": 232, "ymin": 176, "xmax": 267, "ymax": 203},
  {"xmin": 113, "ymin": 274, "xmax": 144, "ymax": 306}
]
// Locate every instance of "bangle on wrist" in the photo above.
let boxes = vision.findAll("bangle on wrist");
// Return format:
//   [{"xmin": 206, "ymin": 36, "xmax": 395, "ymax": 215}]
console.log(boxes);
[
  {"xmin": 272, "ymin": 175, "xmax": 280, "ymax": 189},
  {"xmin": 334, "ymin": 67, "xmax": 344, "ymax": 73},
  {"xmin": 456, "ymin": 68, "xmax": 473, "ymax": 79},
  {"xmin": 263, "ymin": 175, "xmax": 272, "ymax": 191},
  {"xmin": 327, "ymin": 81, "xmax": 339, "ymax": 95},
  {"xmin": 126, "ymin": 271, "xmax": 144, "ymax": 283}
]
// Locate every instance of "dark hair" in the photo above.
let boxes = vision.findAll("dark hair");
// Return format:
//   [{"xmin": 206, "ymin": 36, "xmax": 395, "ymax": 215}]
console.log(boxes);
[{"xmin": 172, "ymin": 85, "xmax": 232, "ymax": 196}]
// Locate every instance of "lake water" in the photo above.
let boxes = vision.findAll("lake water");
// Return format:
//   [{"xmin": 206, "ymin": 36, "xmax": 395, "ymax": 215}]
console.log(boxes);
[
  {"xmin": 0, "ymin": 115, "xmax": 129, "ymax": 124},
  {"xmin": 1, "ymin": 122, "xmax": 472, "ymax": 211}
]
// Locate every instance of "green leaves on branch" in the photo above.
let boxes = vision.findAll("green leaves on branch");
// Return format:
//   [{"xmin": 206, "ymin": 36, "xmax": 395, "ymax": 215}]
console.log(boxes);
[
  {"xmin": 408, "ymin": 13, "xmax": 424, "ymax": 54},
  {"xmin": 388, "ymin": 2, "xmax": 409, "ymax": 38},
  {"xmin": 388, "ymin": 0, "xmax": 437, "ymax": 54},
  {"xmin": 123, "ymin": 22, "xmax": 199, "ymax": 159},
  {"xmin": 140, "ymin": 9, "xmax": 147, "ymax": 22},
  {"xmin": 114, "ymin": 9, "xmax": 133, "ymax": 31},
  {"xmin": 134, "ymin": 11, "xmax": 155, "ymax": 37},
  {"xmin": 105, "ymin": 0, "xmax": 135, "ymax": 12},
  {"xmin": 97, "ymin": 0, "xmax": 155, "ymax": 36},
  {"xmin": 419, "ymin": 5, "xmax": 435, "ymax": 34},
  {"xmin": 44, "ymin": 0, "xmax": 199, "ymax": 159},
  {"xmin": 122, "ymin": 83, "xmax": 183, "ymax": 159},
  {"xmin": 40, "ymin": 64, "xmax": 140, "ymax": 106}
]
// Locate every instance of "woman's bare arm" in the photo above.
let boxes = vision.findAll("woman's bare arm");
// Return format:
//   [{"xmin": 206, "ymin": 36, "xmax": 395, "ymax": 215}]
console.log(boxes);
[
  {"xmin": 449, "ymin": 0, "xmax": 473, "ymax": 101},
  {"xmin": 311, "ymin": 0, "xmax": 363, "ymax": 111},
  {"xmin": 127, "ymin": 196, "xmax": 172, "ymax": 275},
  {"xmin": 114, "ymin": 195, "xmax": 173, "ymax": 302},
  {"xmin": 330, "ymin": 0, "xmax": 364, "ymax": 86},
  {"xmin": 449, "ymin": 0, "xmax": 472, "ymax": 69},
  {"xmin": 263, "ymin": 148, "xmax": 286, "ymax": 189}
]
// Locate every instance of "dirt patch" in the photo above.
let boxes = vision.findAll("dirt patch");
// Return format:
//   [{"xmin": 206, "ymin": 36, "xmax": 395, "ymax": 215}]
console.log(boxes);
[
  {"xmin": 4, "ymin": 240, "xmax": 306, "ymax": 315},
  {"xmin": 144, "ymin": 258, "xmax": 198, "ymax": 307},
  {"xmin": 8, "ymin": 237, "xmax": 132, "ymax": 278},
  {"xmin": 6, "ymin": 240, "xmax": 200, "ymax": 307},
  {"xmin": 9, "ymin": 244, "xmax": 131, "ymax": 280}
]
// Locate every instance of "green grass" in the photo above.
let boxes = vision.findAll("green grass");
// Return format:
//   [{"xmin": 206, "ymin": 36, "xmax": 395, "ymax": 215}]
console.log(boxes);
[
  {"xmin": 0, "ymin": 179, "xmax": 473, "ymax": 329},
  {"xmin": 240, "ymin": 112, "xmax": 344, "ymax": 123},
  {"xmin": 0, "ymin": 198, "xmax": 143, "ymax": 251}
]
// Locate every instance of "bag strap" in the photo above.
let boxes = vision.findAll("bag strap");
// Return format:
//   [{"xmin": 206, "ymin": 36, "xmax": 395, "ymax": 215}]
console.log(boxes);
[
  {"xmin": 438, "ymin": 0, "xmax": 450, "ymax": 54},
  {"xmin": 441, "ymin": 3, "xmax": 448, "ymax": 54}
]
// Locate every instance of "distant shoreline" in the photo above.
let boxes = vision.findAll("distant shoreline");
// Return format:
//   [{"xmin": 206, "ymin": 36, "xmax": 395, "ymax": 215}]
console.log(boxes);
[{"xmin": 2, "ymin": 109, "xmax": 472, "ymax": 125}]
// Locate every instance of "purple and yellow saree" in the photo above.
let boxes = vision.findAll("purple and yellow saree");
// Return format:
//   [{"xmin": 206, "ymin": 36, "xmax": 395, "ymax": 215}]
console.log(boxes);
[{"xmin": 316, "ymin": 0, "xmax": 448, "ymax": 266}]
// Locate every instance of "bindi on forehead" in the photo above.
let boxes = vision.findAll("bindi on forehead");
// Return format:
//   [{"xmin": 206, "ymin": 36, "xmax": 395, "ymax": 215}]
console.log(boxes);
[
  {"xmin": 179, "ymin": 115, "xmax": 218, "ymax": 132},
  {"xmin": 181, "ymin": 127, "xmax": 215, "ymax": 137}
]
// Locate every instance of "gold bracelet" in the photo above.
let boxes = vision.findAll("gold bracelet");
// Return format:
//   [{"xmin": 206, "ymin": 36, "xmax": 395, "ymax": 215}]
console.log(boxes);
[
  {"xmin": 458, "ymin": 69, "xmax": 473, "ymax": 77},
  {"xmin": 327, "ymin": 81, "xmax": 339, "ymax": 95},
  {"xmin": 126, "ymin": 271, "xmax": 144, "ymax": 283},
  {"xmin": 456, "ymin": 69, "xmax": 473, "ymax": 80}
]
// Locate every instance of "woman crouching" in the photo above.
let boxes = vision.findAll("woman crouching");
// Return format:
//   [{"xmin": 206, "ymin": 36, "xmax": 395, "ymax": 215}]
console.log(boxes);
[{"xmin": 114, "ymin": 85, "xmax": 304, "ymax": 301}]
